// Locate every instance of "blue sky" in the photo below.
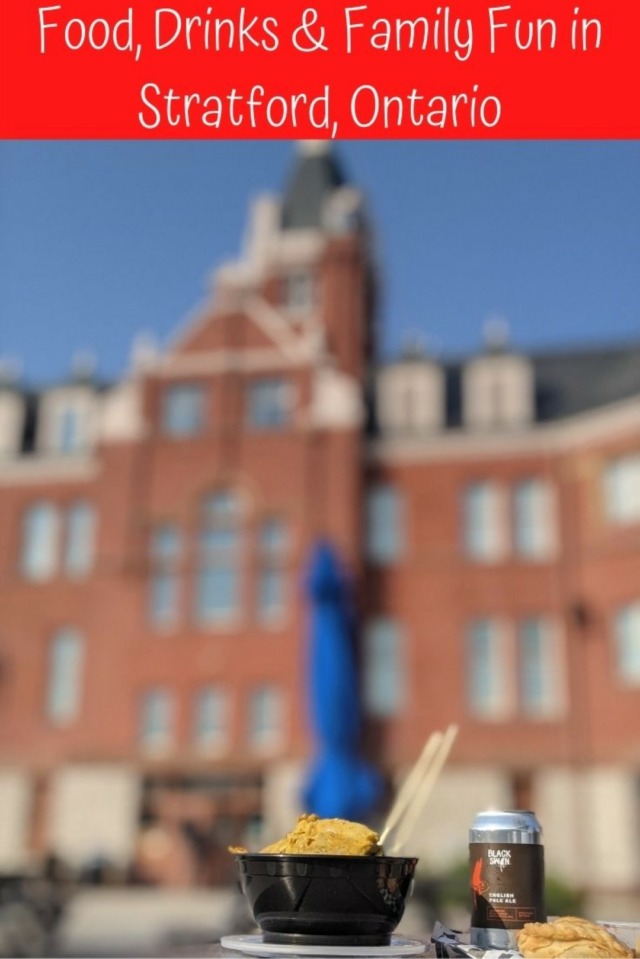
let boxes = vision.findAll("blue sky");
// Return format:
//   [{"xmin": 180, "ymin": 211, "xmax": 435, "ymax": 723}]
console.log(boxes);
[{"xmin": 0, "ymin": 141, "xmax": 638, "ymax": 385}]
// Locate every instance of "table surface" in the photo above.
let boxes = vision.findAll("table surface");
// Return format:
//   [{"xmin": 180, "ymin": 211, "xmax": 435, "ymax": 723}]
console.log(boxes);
[{"xmin": 169, "ymin": 941, "xmax": 438, "ymax": 959}]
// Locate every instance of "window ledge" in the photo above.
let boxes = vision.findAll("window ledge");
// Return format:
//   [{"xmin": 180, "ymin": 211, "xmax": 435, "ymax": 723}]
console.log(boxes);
[
  {"xmin": 0, "ymin": 455, "xmax": 99, "ymax": 485},
  {"xmin": 139, "ymin": 743, "xmax": 174, "ymax": 757},
  {"xmin": 257, "ymin": 613, "xmax": 289, "ymax": 631},
  {"xmin": 150, "ymin": 623, "xmax": 181, "ymax": 635},
  {"xmin": 195, "ymin": 615, "xmax": 244, "ymax": 632},
  {"xmin": 249, "ymin": 739, "xmax": 286, "ymax": 758},
  {"xmin": 192, "ymin": 742, "xmax": 231, "ymax": 758}
]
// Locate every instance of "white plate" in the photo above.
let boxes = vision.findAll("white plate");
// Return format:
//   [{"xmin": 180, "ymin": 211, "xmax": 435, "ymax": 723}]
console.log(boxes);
[{"xmin": 220, "ymin": 934, "xmax": 427, "ymax": 958}]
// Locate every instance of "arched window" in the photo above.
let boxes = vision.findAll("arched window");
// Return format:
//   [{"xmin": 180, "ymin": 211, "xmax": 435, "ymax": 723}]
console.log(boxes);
[
  {"xmin": 46, "ymin": 628, "xmax": 84, "ymax": 725},
  {"xmin": 21, "ymin": 502, "xmax": 60, "ymax": 581},
  {"xmin": 149, "ymin": 524, "xmax": 181, "ymax": 627},
  {"xmin": 196, "ymin": 491, "xmax": 243, "ymax": 624},
  {"xmin": 257, "ymin": 518, "xmax": 289, "ymax": 623}
]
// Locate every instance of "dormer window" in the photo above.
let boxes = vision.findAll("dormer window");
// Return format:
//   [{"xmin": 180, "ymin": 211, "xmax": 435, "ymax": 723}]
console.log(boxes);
[
  {"xmin": 0, "ymin": 390, "xmax": 25, "ymax": 457},
  {"xmin": 282, "ymin": 270, "xmax": 314, "ymax": 314},
  {"xmin": 58, "ymin": 406, "xmax": 82, "ymax": 453},
  {"xmin": 463, "ymin": 352, "xmax": 533, "ymax": 430},
  {"xmin": 162, "ymin": 384, "xmax": 205, "ymax": 437},
  {"xmin": 376, "ymin": 362, "xmax": 444, "ymax": 433},
  {"xmin": 38, "ymin": 388, "xmax": 95, "ymax": 456}
]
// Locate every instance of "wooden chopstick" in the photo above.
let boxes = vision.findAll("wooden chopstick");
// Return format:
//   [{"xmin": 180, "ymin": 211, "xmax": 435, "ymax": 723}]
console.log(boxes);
[
  {"xmin": 379, "ymin": 731, "xmax": 443, "ymax": 846},
  {"xmin": 385, "ymin": 724, "xmax": 459, "ymax": 855}
]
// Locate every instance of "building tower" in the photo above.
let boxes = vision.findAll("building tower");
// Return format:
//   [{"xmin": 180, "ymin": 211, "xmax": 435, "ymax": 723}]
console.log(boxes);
[{"xmin": 0, "ymin": 141, "xmax": 379, "ymax": 883}]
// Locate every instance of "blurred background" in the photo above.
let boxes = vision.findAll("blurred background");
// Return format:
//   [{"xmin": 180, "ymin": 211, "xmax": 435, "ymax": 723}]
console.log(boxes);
[{"xmin": 0, "ymin": 139, "xmax": 639, "ymax": 956}]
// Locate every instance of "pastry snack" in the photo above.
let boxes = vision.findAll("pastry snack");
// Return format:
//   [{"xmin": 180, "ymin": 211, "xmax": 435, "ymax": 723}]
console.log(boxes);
[
  {"xmin": 517, "ymin": 916, "xmax": 635, "ymax": 958},
  {"xmin": 230, "ymin": 813, "xmax": 382, "ymax": 856},
  {"xmin": 261, "ymin": 813, "xmax": 381, "ymax": 855}
]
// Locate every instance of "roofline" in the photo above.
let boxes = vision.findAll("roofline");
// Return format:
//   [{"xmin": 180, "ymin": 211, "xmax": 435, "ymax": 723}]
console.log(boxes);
[{"xmin": 378, "ymin": 334, "xmax": 640, "ymax": 368}]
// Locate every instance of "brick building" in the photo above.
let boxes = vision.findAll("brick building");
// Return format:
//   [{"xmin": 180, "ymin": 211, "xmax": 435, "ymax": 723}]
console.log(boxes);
[{"xmin": 0, "ymin": 143, "xmax": 639, "ymax": 904}]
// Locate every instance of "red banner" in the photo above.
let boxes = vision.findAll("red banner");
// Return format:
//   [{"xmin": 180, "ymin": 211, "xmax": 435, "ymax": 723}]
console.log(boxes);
[{"xmin": 1, "ymin": 0, "xmax": 638, "ymax": 138}]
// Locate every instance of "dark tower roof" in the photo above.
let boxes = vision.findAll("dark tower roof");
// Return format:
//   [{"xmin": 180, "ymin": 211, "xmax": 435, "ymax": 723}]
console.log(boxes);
[{"xmin": 281, "ymin": 142, "xmax": 347, "ymax": 230}]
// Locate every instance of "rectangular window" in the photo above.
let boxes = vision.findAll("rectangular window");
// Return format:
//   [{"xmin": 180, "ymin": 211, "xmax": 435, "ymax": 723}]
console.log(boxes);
[
  {"xmin": 64, "ymin": 502, "xmax": 97, "ymax": 577},
  {"xmin": 21, "ymin": 503, "xmax": 60, "ymax": 581},
  {"xmin": 282, "ymin": 271, "xmax": 314, "ymax": 313},
  {"xmin": 139, "ymin": 688, "xmax": 174, "ymax": 751},
  {"xmin": 257, "ymin": 570, "xmax": 284, "ymax": 620},
  {"xmin": 604, "ymin": 454, "xmax": 640, "ymax": 525},
  {"xmin": 152, "ymin": 525, "xmax": 181, "ymax": 561},
  {"xmin": 47, "ymin": 629, "xmax": 84, "ymax": 725},
  {"xmin": 248, "ymin": 686, "xmax": 284, "ymax": 750},
  {"xmin": 150, "ymin": 573, "xmax": 179, "ymax": 627},
  {"xmin": 363, "ymin": 618, "xmax": 405, "ymax": 717},
  {"xmin": 196, "ymin": 567, "xmax": 238, "ymax": 622},
  {"xmin": 257, "ymin": 519, "xmax": 289, "ymax": 623},
  {"xmin": 615, "ymin": 603, "xmax": 640, "ymax": 685},
  {"xmin": 247, "ymin": 379, "xmax": 290, "ymax": 430},
  {"xmin": 149, "ymin": 525, "xmax": 181, "ymax": 628},
  {"xmin": 467, "ymin": 618, "xmax": 509, "ymax": 719},
  {"xmin": 365, "ymin": 484, "xmax": 404, "ymax": 565},
  {"xmin": 513, "ymin": 479, "xmax": 555, "ymax": 559},
  {"xmin": 463, "ymin": 482, "xmax": 504, "ymax": 561},
  {"xmin": 518, "ymin": 617, "xmax": 563, "ymax": 718},
  {"xmin": 162, "ymin": 384, "xmax": 205, "ymax": 437},
  {"xmin": 193, "ymin": 687, "xmax": 229, "ymax": 751}
]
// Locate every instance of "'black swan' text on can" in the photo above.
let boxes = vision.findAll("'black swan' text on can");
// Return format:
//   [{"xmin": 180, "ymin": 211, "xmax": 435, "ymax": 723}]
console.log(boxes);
[{"xmin": 469, "ymin": 809, "xmax": 546, "ymax": 951}]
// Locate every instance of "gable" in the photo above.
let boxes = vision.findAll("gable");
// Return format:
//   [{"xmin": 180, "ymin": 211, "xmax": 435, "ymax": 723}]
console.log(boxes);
[{"xmin": 169, "ymin": 296, "xmax": 311, "ymax": 363}]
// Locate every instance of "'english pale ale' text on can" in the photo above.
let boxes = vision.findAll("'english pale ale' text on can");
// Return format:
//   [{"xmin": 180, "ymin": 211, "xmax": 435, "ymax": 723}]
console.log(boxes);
[{"xmin": 469, "ymin": 809, "xmax": 546, "ymax": 951}]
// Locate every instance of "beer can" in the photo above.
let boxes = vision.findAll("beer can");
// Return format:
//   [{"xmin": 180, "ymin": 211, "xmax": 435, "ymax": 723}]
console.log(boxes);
[{"xmin": 469, "ymin": 809, "xmax": 546, "ymax": 951}]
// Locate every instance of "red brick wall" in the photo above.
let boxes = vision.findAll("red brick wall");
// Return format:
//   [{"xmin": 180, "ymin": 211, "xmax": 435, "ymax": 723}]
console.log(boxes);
[{"xmin": 362, "ymin": 433, "xmax": 640, "ymax": 770}]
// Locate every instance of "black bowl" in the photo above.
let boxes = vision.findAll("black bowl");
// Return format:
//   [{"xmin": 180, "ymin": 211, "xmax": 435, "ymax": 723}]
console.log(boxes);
[{"xmin": 234, "ymin": 853, "xmax": 418, "ymax": 946}]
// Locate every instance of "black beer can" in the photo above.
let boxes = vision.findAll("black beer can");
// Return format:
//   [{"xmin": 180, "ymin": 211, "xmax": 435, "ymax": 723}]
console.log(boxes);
[{"xmin": 469, "ymin": 809, "xmax": 546, "ymax": 950}]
